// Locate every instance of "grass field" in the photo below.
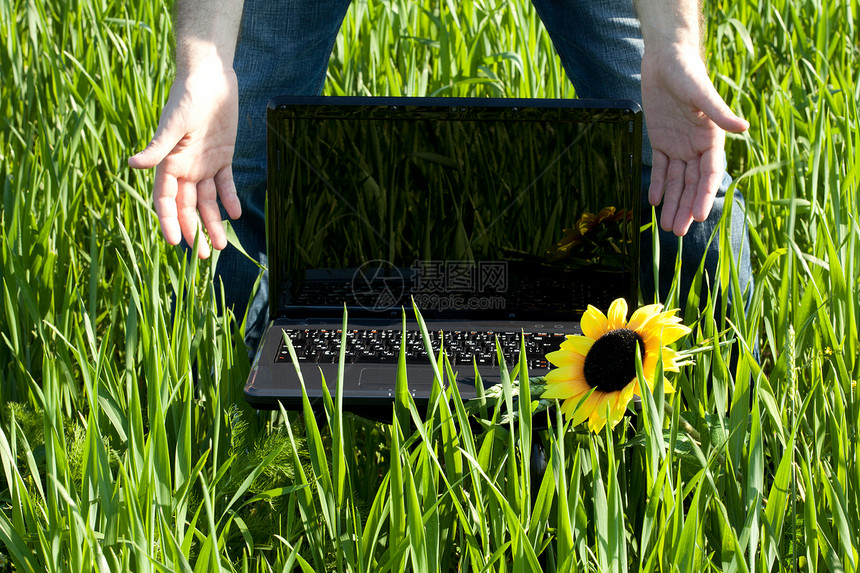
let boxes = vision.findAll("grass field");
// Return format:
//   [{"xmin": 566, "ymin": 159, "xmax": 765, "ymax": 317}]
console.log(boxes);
[{"xmin": 1, "ymin": 0, "xmax": 859, "ymax": 571}]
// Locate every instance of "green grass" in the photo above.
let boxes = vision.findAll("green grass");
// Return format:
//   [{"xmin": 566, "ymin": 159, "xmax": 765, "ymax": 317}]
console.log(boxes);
[{"xmin": 1, "ymin": 0, "xmax": 859, "ymax": 571}]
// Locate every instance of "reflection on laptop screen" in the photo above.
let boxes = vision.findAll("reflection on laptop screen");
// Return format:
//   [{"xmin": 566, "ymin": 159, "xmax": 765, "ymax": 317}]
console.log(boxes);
[{"xmin": 267, "ymin": 97, "xmax": 640, "ymax": 321}]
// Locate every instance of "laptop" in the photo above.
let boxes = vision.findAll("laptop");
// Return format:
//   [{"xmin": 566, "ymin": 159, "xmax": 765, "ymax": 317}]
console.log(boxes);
[{"xmin": 244, "ymin": 96, "xmax": 642, "ymax": 413}]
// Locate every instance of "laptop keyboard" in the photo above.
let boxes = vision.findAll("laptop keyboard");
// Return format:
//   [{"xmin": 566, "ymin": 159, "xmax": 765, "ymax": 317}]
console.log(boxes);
[{"xmin": 274, "ymin": 328, "xmax": 567, "ymax": 370}]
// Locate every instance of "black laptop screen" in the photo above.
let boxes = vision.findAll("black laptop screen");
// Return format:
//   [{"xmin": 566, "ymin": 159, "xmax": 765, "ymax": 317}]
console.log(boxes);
[{"xmin": 267, "ymin": 97, "xmax": 641, "ymax": 320}]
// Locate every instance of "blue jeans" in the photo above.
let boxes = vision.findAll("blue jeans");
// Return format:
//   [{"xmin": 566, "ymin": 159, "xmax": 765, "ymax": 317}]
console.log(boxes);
[{"xmin": 218, "ymin": 0, "xmax": 753, "ymax": 351}]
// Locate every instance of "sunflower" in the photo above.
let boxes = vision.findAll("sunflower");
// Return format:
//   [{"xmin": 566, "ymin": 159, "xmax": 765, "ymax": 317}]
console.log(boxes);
[
  {"xmin": 546, "ymin": 207, "xmax": 633, "ymax": 263},
  {"xmin": 541, "ymin": 297, "xmax": 691, "ymax": 433}
]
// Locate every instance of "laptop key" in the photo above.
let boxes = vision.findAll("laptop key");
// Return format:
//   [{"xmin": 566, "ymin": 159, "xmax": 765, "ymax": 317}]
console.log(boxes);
[{"xmin": 354, "ymin": 351, "xmax": 380, "ymax": 363}]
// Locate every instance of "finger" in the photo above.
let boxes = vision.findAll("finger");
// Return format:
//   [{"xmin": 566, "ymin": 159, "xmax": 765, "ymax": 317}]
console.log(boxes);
[
  {"xmin": 128, "ymin": 109, "xmax": 186, "ymax": 170},
  {"xmin": 673, "ymin": 158, "xmax": 699, "ymax": 237},
  {"xmin": 660, "ymin": 159, "xmax": 686, "ymax": 232},
  {"xmin": 649, "ymin": 151, "xmax": 669, "ymax": 206},
  {"xmin": 696, "ymin": 83, "xmax": 750, "ymax": 134},
  {"xmin": 215, "ymin": 165, "xmax": 242, "ymax": 219},
  {"xmin": 693, "ymin": 148, "xmax": 725, "ymax": 222},
  {"xmin": 176, "ymin": 179, "xmax": 211, "ymax": 259},
  {"xmin": 197, "ymin": 178, "xmax": 227, "ymax": 251},
  {"xmin": 153, "ymin": 165, "xmax": 181, "ymax": 245}
]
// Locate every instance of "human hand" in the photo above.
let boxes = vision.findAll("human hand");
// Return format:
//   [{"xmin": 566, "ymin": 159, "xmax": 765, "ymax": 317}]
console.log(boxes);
[
  {"xmin": 641, "ymin": 48, "xmax": 749, "ymax": 236},
  {"xmin": 128, "ymin": 67, "xmax": 242, "ymax": 258}
]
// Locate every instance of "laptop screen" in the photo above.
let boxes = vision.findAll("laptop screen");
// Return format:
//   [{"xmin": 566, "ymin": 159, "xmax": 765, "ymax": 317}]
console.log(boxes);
[{"xmin": 267, "ymin": 96, "xmax": 641, "ymax": 321}]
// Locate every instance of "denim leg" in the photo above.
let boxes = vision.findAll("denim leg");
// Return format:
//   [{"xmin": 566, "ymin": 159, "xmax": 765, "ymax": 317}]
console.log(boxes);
[
  {"xmin": 218, "ymin": 0, "xmax": 352, "ymax": 351},
  {"xmin": 529, "ymin": 0, "xmax": 652, "ymax": 165},
  {"xmin": 531, "ymin": 0, "xmax": 753, "ymax": 315}
]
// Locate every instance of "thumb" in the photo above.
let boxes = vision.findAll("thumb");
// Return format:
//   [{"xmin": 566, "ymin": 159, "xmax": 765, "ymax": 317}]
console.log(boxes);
[
  {"xmin": 128, "ymin": 110, "xmax": 186, "ymax": 169},
  {"xmin": 697, "ymin": 83, "xmax": 749, "ymax": 134}
]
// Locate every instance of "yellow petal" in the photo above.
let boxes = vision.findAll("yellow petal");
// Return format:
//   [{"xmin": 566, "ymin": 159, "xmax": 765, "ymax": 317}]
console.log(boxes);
[
  {"xmin": 560, "ymin": 335, "xmax": 595, "ymax": 356},
  {"xmin": 545, "ymin": 362, "xmax": 586, "ymax": 384},
  {"xmin": 619, "ymin": 381, "xmax": 636, "ymax": 404},
  {"xmin": 576, "ymin": 213, "xmax": 596, "ymax": 234},
  {"xmin": 626, "ymin": 303, "xmax": 663, "ymax": 332},
  {"xmin": 567, "ymin": 390, "xmax": 600, "ymax": 426},
  {"xmin": 641, "ymin": 348, "xmax": 681, "ymax": 380},
  {"xmin": 581, "ymin": 305, "xmax": 609, "ymax": 340},
  {"xmin": 597, "ymin": 206, "xmax": 616, "ymax": 222},
  {"xmin": 546, "ymin": 349, "xmax": 582, "ymax": 368},
  {"xmin": 588, "ymin": 412, "xmax": 607, "ymax": 433},
  {"xmin": 587, "ymin": 393, "xmax": 615, "ymax": 433},
  {"xmin": 607, "ymin": 298, "xmax": 629, "ymax": 330},
  {"xmin": 641, "ymin": 357, "xmax": 657, "ymax": 384},
  {"xmin": 641, "ymin": 322, "xmax": 691, "ymax": 348},
  {"xmin": 638, "ymin": 310, "xmax": 684, "ymax": 342},
  {"xmin": 658, "ymin": 323, "xmax": 692, "ymax": 345},
  {"xmin": 587, "ymin": 381, "xmax": 637, "ymax": 432},
  {"xmin": 541, "ymin": 377, "xmax": 590, "ymax": 400},
  {"xmin": 606, "ymin": 388, "xmax": 633, "ymax": 428},
  {"xmin": 660, "ymin": 347, "xmax": 683, "ymax": 372},
  {"xmin": 559, "ymin": 389, "xmax": 589, "ymax": 418},
  {"xmin": 640, "ymin": 373, "xmax": 655, "ymax": 392}
]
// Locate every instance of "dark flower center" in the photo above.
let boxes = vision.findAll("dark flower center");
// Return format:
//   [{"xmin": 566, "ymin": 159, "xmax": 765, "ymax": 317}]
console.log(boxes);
[{"xmin": 583, "ymin": 328, "xmax": 645, "ymax": 393}]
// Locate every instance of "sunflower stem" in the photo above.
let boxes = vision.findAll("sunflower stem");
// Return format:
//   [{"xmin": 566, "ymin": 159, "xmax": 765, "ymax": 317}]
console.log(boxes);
[
  {"xmin": 663, "ymin": 403, "xmax": 700, "ymax": 442},
  {"xmin": 662, "ymin": 402, "xmax": 737, "ymax": 480}
]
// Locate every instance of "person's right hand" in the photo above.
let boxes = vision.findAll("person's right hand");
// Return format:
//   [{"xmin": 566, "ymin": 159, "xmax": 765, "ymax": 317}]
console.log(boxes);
[
  {"xmin": 641, "ymin": 48, "xmax": 749, "ymax": 237},
  {"xmin": 128, "ymin": 66, "xmax": 242, "ymax": 259}
]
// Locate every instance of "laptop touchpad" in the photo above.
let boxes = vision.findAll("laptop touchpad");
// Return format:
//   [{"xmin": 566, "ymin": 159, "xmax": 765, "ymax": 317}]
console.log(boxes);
[{"xmin": 358, "ymin": 368, "xmax": 439, "ymax": 392}]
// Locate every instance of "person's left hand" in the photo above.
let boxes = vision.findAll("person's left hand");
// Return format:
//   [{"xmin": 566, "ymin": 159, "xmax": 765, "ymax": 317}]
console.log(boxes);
[{"xmin": 641, "ymin": 48, "xmax": 749, "ymax": 236}]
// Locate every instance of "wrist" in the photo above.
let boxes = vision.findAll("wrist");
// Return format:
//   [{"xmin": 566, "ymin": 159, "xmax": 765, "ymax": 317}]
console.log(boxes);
[
  {"xmin": 641, "ymin": 42, "xmax": 703, "ymax": 69},
  {"xmin": 167, "ymin": 66, "xmax": 238, "ymax": 112},
  {"xmin": 175, "ymin": 52, "xmax": 237, "ymax": 78},
  {"xmin": 635, "ymin": 0, "xmax": 703, "ymax": 55},
  {"xmin": 173, "ymin": 0, "xmax": 244, "ymax": 74}
]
